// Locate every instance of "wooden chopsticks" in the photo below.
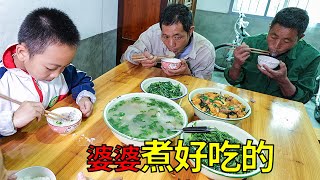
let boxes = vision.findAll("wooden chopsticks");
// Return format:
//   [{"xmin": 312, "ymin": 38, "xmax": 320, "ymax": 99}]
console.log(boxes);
[
  {"xmin": 227, "ymin": 44, "xmax": 270, "ymax": 55},
  {"xmin": 0, "ymin": 93, "xmax": 67, "ymax": 121},
  {"xmin": 249, "ymin": 50, "xmax": 270, "ymax": 55},
  {"xmin": 131, "ymin": 54, "xmax": 174, "ymax": 62}
]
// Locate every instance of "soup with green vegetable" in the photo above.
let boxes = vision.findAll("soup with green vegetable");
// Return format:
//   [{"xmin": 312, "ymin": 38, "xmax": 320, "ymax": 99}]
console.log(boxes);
[{"xmin": 107, "ymin": 97, "xmax": 184, "ymax": 139}]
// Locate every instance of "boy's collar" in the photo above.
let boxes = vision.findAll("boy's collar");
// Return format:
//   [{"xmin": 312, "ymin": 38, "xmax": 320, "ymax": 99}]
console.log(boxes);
[{"xmin": 2, "ymin": 44, "xmax": 18, "ymax": 69}]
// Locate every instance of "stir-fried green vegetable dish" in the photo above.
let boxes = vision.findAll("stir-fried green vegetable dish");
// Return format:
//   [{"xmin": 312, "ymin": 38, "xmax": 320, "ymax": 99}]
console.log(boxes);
[
  {"xmin": 185, "ymin": 127, "xmax": 252, "ymax": 174},
  {"xmin": 146, "ymin": 81, "xmax": 182, "ymax": 98}
]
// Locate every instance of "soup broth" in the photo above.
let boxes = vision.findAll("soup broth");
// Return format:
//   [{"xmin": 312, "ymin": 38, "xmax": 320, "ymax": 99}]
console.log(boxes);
[
  {"xmin": 107, "ymin": 97, "xmax": 184, "ymax": 139},
  {"xmin": 48, "ymin": 111, "xmax": 80, "ymax": 126}
]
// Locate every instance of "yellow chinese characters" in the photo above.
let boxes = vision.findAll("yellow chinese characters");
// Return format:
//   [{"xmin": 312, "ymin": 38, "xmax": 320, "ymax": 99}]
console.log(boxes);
[
  {"xmin": 141, "ymin": 139, "xmax": 174, "ymax": 172},
  {"xmin": 139, "ymin": 139, "xmax": 274, "ymax": 174}
]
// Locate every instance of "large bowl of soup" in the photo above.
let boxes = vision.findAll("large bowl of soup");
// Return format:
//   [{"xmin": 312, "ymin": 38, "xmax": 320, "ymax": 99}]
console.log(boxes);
[
  {"xmin": 103, "ymin": 93, "xmax": 188, "ymax": 146},
  {"xmin": 188, "ymin": 88, "xmax": 251, "ymax": 125},
  {"xmin": 181, "ymin": 120, "xmax": 264, "ymax": 180}
]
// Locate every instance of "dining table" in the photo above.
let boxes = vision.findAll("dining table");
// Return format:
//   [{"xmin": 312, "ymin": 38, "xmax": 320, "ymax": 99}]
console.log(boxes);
[{"xmin": 1, "ymin": 61, "xmax": 320, "ymax": 180}]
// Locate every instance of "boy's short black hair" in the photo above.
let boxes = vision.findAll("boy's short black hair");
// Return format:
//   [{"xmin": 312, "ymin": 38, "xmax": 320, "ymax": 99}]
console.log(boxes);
[
  {"xmin": 160, "ymin": 4, "xmax": 192, "ymax": 32},
  {"xmin": 271, "ymin": 7, "xmax": 309, "ymax": 37},
  {"xmin": 18, "ymin": 7, "xmax": 80, "ymax": 56}
]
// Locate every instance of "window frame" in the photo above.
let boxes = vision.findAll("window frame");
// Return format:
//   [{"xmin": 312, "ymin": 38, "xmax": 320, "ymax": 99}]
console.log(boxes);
[
  {"xmin": 228, "ymin": 0, "xmax": 274, "ymax": 21},
  {"xmin": 228, "ymin": 0, "xmax": 320, "ymax": 26}
]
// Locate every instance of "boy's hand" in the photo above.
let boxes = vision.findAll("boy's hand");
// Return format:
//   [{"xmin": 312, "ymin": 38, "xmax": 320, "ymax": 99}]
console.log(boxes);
[
  {"xmin": 12, "ymin": 101, "xmax": 45, "ymax": 128},
  {"xmin": 78, "ymin": 97, "xmax": 93, "ymax": 117}
]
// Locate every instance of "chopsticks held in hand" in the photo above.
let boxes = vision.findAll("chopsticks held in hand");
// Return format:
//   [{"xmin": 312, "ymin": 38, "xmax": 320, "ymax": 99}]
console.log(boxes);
[
  {"xmin": 0, "ymin": 93, "xmax": 66, "ymax": 121},
  {"xmin": 131, "ymin": 54, "xmax": 174, "ymax": 62},
  {"xmin": 227, "ymin": 44, "xmax": 270, "ymax": 55}
]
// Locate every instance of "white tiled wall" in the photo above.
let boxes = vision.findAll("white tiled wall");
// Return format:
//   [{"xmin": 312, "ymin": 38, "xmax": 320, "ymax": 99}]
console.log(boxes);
[{"xmin": 0, "ymin": 0, "xmax": 118, "ymax": 53}]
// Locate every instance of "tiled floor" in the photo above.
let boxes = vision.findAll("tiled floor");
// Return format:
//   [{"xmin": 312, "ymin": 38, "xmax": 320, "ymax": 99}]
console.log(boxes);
[{"xmin": 212, "ymin": 71, "xmax": 320, "ymax": 128}]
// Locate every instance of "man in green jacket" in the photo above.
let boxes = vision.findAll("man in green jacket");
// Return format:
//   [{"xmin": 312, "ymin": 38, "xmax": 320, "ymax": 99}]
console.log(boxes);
[{"xmin": 224, "ymin": 7, "xmax": 320, "ymax": 103}]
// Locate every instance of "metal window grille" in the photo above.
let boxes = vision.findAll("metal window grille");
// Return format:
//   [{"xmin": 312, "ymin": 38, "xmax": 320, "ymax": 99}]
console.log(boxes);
[{"xmin": 232, "ymin": 0, "xmax": 319, "ymax": 23}]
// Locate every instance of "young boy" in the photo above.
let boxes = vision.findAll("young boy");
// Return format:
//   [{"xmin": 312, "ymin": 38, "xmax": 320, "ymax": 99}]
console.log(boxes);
[{"xmin": 0, "ymin": 8, "xmax": 96, "ymax": 136}]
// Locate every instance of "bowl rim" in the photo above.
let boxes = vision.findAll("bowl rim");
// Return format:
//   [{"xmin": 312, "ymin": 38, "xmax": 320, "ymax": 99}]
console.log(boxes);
[
  {"xmin": 188, "ymin": 87, "xmax": 251, "ymax": 121},
  {"xmin": 140, "ymin": 77, "xmax": 188, "ymax": 100},
  {"xmin": 257, "ymin": 55, "xmax": 280, "ymax": 63},
  {"xmin": 46, "ymin": 106, "xmax": 82, "ymax": 127},
  {"xmin": 161, "ymin": 58, "xmax": 181, "ymax": 63},
  {"xmin": 15, "ymin": 166, "xmax": 56, "ymax": 179},
  {"xmin": 103, "ymin": 92, "xmax": 188, "ymax": 142},
  {"xmin": 180, "ymin": 120, "xmax": 263, "ymax": 178}
]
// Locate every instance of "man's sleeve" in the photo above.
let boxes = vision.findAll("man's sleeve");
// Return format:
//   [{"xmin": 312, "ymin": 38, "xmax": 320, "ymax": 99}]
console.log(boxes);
[
  {"xmin": 224, "ymin": 67, "xmax": 245, "ymax": 85},
  {"xmin": 0, "ymin": 111, "xmax": 17, "ymax": 136},
  {"xmin": 192, "ymin": 46, "xmax": 215, "ymax": 80},
  {"xmin": 291, "ymin": 57, "xmax": 320, "ymax": 103}
]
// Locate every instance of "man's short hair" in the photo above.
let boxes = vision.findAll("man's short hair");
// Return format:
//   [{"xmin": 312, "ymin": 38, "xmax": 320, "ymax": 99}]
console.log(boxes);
[
  {"xmin": 271, "ymin": 7, "xmax": 309, "ymax": 37},
  {"xmin": 18, "ymin": 7, "xmax": 80, "ymax": 56},
  {"xmin": 160, "ymin": 4, "xmax": 192, "ymax": 32}
]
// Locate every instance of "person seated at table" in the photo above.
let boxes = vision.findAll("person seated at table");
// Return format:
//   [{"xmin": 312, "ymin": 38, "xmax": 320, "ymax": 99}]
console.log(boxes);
[
  {"xmin": 121, "ymin": 4, "xmax": 215, "ymax": 80},
  {"xmin": 0, "ymin": 8, "xmax": 96, "ymax": 136},
  {"xmin": 224, "ymin": 7, "xmax": 320, "ymax": 103}
]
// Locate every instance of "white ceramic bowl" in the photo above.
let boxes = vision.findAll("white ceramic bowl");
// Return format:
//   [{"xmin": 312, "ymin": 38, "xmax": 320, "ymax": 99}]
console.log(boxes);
[
  {"xmin": 46, "ymin": 107, "xmax": 82, "ymax": 134},
  {"xmin": 188, "ymin": 88, "xmax": 251, "ymax": 125},
  {"xmin": 103, "ymin": 93, "xmax": 188, "ymax": 146},
  {"xmin": 140, "ymin": 77, "xmax": 188, "ymax": 101},
  {"xmin": 181, "ymin": 120, "xmax": 263, "ymax": 180},
  {"xmin": 161, "ymin": 58, "xmax": 181, "ymax": 70},
  {"xmin": 257, "ymin": 55, "xmax": 280, "ymax": 70},
  {"xmin": 15, "ymin": 166, "xmax": 56, "ymax": 180}
]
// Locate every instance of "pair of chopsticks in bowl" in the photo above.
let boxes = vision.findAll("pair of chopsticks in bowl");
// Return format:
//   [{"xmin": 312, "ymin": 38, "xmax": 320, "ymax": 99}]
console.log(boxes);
[
  {"xmin": 227, "ymin": 44, "xmax": 270, "ymax": 55},
  {"xmin": 131, "ymin": 54, "xmax": 174, "ymax": 62},
  {"xmin": 0, "ymin": 93, "xmax": 68, "ymax": 121}
]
